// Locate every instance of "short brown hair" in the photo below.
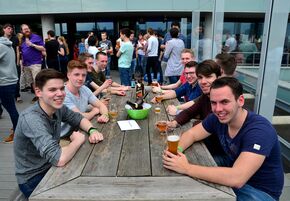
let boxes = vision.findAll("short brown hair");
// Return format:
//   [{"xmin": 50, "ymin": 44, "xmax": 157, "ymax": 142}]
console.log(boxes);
[
  {"xmin": 35, "ymin": 69, "xmax": 65, "ymax": 90},
  {"xmin": 67, "ymin": 60, "xmax": 87, "ymax": 72},
  {"xmin": 185, "ymin": 61, "xmax": 198, "ymax": 69},
  {"xmin": 181, "ymin": 48, "xmax": 195, "ymax": 58},
  {"xmin": 78, "ymin": 52, "xmax": 93, "ymax": 64}
]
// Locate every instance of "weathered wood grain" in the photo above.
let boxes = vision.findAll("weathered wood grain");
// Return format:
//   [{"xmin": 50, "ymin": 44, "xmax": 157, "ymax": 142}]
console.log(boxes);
[
  {"xmin": 32, "ymin": 138, "xmax": 95, "ymax": 196},
  {"xmin": 30, "ymin": 177, "xmax": 235, "ymax": 201}
]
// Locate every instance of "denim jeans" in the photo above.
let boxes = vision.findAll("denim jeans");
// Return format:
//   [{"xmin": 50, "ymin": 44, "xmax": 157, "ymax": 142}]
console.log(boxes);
[
  {"xmin": 137, "ymin": 54, "xmax": 146, "ymax": 75},
  {"xmin": 105, "ymin": 56, "xmax": 111, "ymax": 76},
  {"xmin": 0, "ymin": 84, "xmax": 19, "ymax": 130},
  {"xmin": 19, "ymin": 170, "xmax": 48, "ymax": 198},
  {"xmin": 168, "ymin": 76, "xmax": 180, "ymax": 84},
  {"xmin": 234, "ymin": 184, "xmax": 276, "ymax": 201},
  {"xmin": 146, "ymin": 56, "xmax": 158, "ymax": 84},
  {"xmin": 213, "ymin": 154, "xmax": 276, "ymax": 201},
  {"xmin": 118, "ymin": 67, "xmax": 131, "ymax": 86},
  {"xmin": 130, "ymin": 58, "xmax": 137, "ymax": 78}
]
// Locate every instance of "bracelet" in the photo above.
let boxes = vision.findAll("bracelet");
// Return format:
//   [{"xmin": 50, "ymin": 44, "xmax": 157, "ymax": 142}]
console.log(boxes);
[
  {"xmin": 176, "ymin": 105, "xmax": 180, "ymax": 110},
  {"xmin": 177, "ymin": 146, "xmax": 184, "ymax": 153},
  {"xmin": 88, "ymin": 127, "xmax": 98, "ymax": 135},
  {"xmin": 103, "ymin": 113, "xmax": 109, "ymax": 118}
]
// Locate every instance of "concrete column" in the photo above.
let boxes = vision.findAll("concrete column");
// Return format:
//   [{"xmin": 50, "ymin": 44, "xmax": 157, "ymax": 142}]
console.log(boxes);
[{"xmin": 41, "ymin": 15, "xmax": 55, "ymax": 41}]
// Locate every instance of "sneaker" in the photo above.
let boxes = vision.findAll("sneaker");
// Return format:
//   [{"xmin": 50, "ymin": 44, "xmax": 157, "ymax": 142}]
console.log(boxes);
[
  {"xmin": 31, "ymin": 96, "xmax": 38, "ymax": 104},
  {"xmin": 3, "ymin": 130, "xmax": 14, "ymax": 143}
]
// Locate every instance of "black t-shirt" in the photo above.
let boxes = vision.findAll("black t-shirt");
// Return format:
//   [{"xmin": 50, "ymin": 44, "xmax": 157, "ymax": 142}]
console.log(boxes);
[{"xmin": 45, "ymin": 39, "xmax": 59, "ymax": 61}]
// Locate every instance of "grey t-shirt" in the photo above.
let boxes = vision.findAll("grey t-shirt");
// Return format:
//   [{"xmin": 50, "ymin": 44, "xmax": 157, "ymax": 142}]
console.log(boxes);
[
  {"xmin": 163, "ymin": 38, "xmax": 184, "ymax": 76},
  {"xmin": 14, "ymin": 102, "xmax": 83, "ymax": 184},
  {"xmin": 61, "ymin": 85, "xmax": 98, "ymax": 137}
]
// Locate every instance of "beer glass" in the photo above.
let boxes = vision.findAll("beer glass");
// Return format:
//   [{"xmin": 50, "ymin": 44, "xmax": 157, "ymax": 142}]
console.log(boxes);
[
  {"xmin": 109, "ymin": 103, "xmax": 118, "ymax": 122},
  {"xmin": 154, "ymin": 91, "xmax": 163, "ymax": 114},
  {"xmin": 167, "ymin": 128, "xmax": 180, "ymax": 155},
  {"xmin": 155, "ymin": 120, "xmax": 168, "ymax": 135}
]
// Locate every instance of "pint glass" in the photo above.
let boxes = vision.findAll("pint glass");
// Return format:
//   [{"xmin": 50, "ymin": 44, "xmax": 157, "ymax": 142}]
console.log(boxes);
[{"xmin": 167, "ymin": 130, "xmax": 180, "ymax": 155}]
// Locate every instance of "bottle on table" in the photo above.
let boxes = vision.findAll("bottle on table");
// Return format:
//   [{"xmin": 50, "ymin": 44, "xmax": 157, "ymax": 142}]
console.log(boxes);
[
  {"xmin": 126, "ymin": 100, "xmax": 143, "ymax": 110},
  {"xmin": 135, "ymin": 71, "xmax": 144, "ymax": 99}
]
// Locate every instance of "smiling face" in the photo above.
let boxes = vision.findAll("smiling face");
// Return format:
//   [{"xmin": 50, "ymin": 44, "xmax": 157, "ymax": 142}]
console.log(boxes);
[
  {"xmin": 67, "ymin": 68, "xmax": 87, "ymax": 89},
  {"xmin": 210, "ymin": 86, "xmax": 244, "ymax": 124},
  {"xmin": 184, "ymin": 67, "xmax": 197, "ymax": 85},
  {"xmin": 35, "ymin": 79, "xmax": 65, "ymax": 115},
  {"xmin": 21, "ymin": 24, "xmax": 31, "ymax": 37},
  {"xmin": 197, "ymin": 73, "xmax": 218, "ymax": 95},
  {"xmin": 96, "ymin": 54, "xmax": 108, "ymax": 72},
  {"xmin": 85, "ymin": 57, "xmax": 94, "ymax": 72},
  {"xmin": 181, "ymin": 52, "xmax": 194, "ymax": 66}
]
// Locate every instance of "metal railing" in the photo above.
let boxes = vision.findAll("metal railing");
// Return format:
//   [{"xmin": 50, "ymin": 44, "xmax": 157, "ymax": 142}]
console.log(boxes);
[{"xmin": 231, "ymin": 51, "xmax": 290, "ymax": 67}]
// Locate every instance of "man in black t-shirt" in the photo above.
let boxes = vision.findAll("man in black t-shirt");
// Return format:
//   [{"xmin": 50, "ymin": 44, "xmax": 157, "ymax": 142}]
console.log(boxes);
[{"xmin": 45, "ymin": 30, "xmax": 60, "ymax": 71}]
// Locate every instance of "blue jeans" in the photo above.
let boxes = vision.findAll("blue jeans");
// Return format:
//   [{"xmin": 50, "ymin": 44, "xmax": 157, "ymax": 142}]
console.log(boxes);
[
  {"xmin": 234, "ymin": 184, "xmax": 276, "ymax": 201},
  {"xmin": 130, "ymin": 58, "xmax": 137, "ymax": 78},
  {"xmin": 19, "ymin": 170, "xmax": 48, "ymax": 198},
  {"xmin": 0, "ymin": 84, "xmax": 19, "ymax": 130},
  {"xmin": 118, "ymin": 67, "xmax": 131, "ymax": 86},
  {"xmin": 146, "ymin": 56, "xmax": 158, "ymax": 84},
  {"xmin": 168, "ymin": 76, "xmax": 180, "ymax": 84},
  {"xmin": 213, "ymin": 154, "xmax": 276, "ymax": 201},
  {"xmin": 105, "ymin": 56, "xmax": 111, "ymax": 76},
  {"xmin": 137, "ymin": 54, "xmax": 146, "ymax": 75}
]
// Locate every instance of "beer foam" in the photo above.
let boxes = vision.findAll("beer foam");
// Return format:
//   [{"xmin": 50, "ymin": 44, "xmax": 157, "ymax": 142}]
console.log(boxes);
[{"xmin": 167, "ymin": 135, "xmax": 180, "ymax": 142}]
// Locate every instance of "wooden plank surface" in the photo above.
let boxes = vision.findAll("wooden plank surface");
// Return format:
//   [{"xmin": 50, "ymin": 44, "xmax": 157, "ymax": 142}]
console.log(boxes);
[
  {"xmin": 30, "ymin": 177, "xmax": 235, "ymax": 201},
  {"xmin": 83, "ymin": 93, "xmax": 129, "ymax": 176},
  {"xmin": 117, "ymin": 118, "xmax": 151, "ymax": 176},
  {"xmin": 32, "ymin": 136, "xmax": 96, "ymax": 196}
]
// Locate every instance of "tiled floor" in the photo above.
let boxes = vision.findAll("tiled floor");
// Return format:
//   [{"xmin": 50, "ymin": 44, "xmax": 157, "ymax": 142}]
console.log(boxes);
[{"xmin": 0, "ymin": 70, "xmax": 289, "ymax": 200}]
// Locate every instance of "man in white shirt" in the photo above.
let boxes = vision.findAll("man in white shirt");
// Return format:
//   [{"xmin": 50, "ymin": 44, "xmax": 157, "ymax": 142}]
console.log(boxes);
[{"xmin": 146, "ymin": 28, "xmax": 159, "ymax": 85}]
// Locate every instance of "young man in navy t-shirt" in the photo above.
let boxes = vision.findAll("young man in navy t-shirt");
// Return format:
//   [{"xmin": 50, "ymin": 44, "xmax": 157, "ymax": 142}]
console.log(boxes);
[{"xmin": 163, "ymin": 77, "xmax": 284, "ymax": 201}]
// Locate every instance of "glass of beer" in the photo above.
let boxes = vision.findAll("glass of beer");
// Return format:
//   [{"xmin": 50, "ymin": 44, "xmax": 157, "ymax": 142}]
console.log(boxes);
[
  {"xmin": 167, "ymin": 129, "xmax": 180, "ymax": 155},
  {"xmin": 155, "ymin": 120, "xmax": 168, "ymax": 135},
  {"xmin": 154, "ymin": 91, "xmax": 163, "ymax": 114},
  {"xmin": 109, "ymin": 103, "xmax": 118, "ymax": 122}
]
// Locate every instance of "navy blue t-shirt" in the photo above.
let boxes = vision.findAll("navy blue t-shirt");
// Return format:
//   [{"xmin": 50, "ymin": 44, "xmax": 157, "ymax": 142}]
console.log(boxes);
[
  {"xmin": 175, "ymin": 82, "xmax": 202, "ymax": 102},
  {"xmin": 202, "ymin": 111, "xmax": 284, "ymax": 200}
]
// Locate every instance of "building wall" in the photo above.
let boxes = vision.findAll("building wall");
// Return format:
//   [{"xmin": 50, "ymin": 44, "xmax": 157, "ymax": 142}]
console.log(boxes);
[{"xmin": 0, "ymin": 0, "xmax": 268, "ymax": 15}]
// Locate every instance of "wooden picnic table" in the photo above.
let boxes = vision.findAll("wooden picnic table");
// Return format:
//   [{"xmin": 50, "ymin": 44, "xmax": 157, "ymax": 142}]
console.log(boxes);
[{"xmin": 30, "ymin": 89, "xmax": 236, "ymax": 201}]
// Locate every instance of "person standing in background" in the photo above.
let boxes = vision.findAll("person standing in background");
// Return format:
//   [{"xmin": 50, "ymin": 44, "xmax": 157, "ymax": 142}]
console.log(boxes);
[
  {"xmin": 136, "ymin": 32, "xmax": 146, "ymax": 75},
  {"xmin": 20, "ymin": 24, "xmax": 45, "ymax": 103},
  {"xmin": 45, "ymin": 30, "xmax": 59, "ymax": 71},
  {"xmin": 3, "ymin": 24, "xmax": 21, "ymax": 103},
  {"xmin": 0, "ymin": 25, "xmax": 19, "ymax": 143},
  {"xmin": 57, "ymin": 36, "xmax": 69, "ymax": 76},
  {"xmin": 145, "ymin": 28, "xmax": 159, "ymax": 85},
  {"xmin": 116, "ymin": 28, "xmax": 133, "ymax": 86},
  {"xmin": 163, "ymin": 28, "xmax": 185, "ymax": 84},
  {"xmin": 78, "ymin": 38, "xmax": 86, "ymax": 54},
  {"xmin": 129, "ymin": 30, "xmax": 137, "ymax": 79},
  {"xmin": 99, "ymin": 32, "xmax": 113, "ymax": 77}
]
